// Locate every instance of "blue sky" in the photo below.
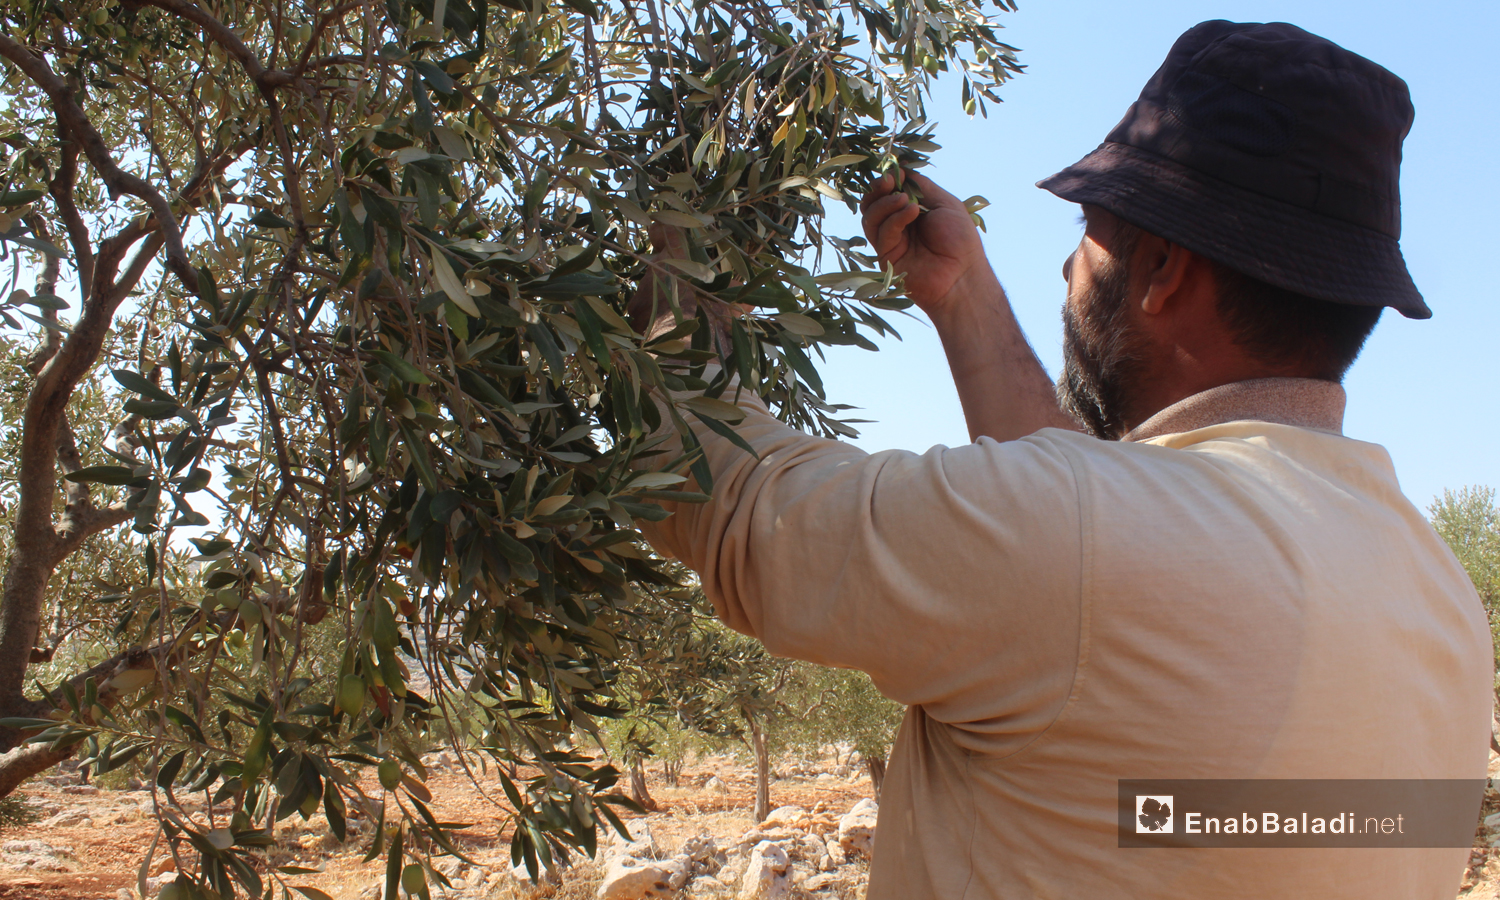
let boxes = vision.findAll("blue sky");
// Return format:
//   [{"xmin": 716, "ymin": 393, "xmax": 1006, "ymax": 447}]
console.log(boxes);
[{"xmin": 817, "ymin": 0, "xmax": 1499, "ymax": 510}]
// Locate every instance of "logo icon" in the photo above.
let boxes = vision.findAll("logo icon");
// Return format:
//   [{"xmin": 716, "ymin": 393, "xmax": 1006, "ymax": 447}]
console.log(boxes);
[{"xmin": 1136, "ymin": 795, "xmax": 1173, "ymax": 833}]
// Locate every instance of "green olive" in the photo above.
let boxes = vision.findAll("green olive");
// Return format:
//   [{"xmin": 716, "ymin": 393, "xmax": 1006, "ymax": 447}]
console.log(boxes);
[
  {"xmin": 401, "ymin": 864, "xmax": 426, "ymax": 895},
  {"xmin": 337, "ymin": 674, "xmax": 366, "ymax": 717},
  {"xmin": 378, "ymin": 759, "xmax": 401, "ymax": 790}
]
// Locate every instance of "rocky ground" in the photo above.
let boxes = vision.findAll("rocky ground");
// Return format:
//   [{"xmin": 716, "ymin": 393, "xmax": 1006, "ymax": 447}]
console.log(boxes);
[
  {"xmin": 8, "ymin": 748, "xmax": 1500, "ymax": 900},
  {"xmin": 1456, "ymin": 750, "xmax": 1500, "ymax": 899},
  {"xmin": 0, "ymin": 749, "xmax": 877, "ymax": 900}
]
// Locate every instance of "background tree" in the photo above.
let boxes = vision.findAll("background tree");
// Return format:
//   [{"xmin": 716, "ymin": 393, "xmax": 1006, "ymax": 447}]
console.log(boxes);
[
  {"xmin": 779, "ymin": 664, "xmax": 904, "ymax": 797},
  {"xmin": 605, "ymin": 577, "xmax": 794, "ymax": 821},
  {"xmin": 0, "ymin": 0, "xmax": 1020, "ymax": 892},
  {"xmin": 1430, "ymin": 486, "xmax": 1500, "ymax": 682}
]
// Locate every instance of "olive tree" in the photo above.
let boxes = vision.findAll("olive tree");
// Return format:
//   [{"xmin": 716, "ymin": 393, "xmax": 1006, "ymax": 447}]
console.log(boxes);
[
  {"xmin": 1431, "ymin": 487, "xmax": 1500, "ymax": 676},
  {"xmin": 0, "ymin": 0, "xmax": 1019, "ymax": 892},
  {"xmin": 779, "ymin": 664, "xmax": 904, "ymax": 796},
  {"xmin": 601, "ymin": 578, "xmax": 794, "ymax": 821}
]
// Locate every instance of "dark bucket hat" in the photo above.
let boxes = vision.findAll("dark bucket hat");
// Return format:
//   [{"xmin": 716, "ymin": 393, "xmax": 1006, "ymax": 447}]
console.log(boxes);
[{"xmin": 1038, "ymin": 20, "xmax": 1428, "ymax": 318}]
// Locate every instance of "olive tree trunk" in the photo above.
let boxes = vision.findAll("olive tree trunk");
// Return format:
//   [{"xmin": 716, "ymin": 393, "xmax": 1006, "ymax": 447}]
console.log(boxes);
[
  {"xmin": 628, "ymin": 757, "xmax": 658, "ymax": 812},
  {"xmin": 865, "ymin": 755, "xmax": 887, "ymax": 799},
  {"xmin": 0, "ymin": 32, "xmax": 238, "ymax": 795},
  {"xmin": 749, "ymin": 714, "xmax": 770, "ymax": 823}
]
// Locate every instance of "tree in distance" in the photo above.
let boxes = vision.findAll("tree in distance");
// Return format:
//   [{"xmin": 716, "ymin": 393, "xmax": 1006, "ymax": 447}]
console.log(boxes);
[{"xmin": 1430, "ymin": 487, "xmax": 1500, "ymax": 682}]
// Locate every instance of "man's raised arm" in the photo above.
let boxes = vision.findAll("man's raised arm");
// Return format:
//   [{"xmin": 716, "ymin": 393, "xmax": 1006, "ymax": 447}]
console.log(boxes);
[{"xmin": 861, "ymin": 171, "xmax": 1081, "ymax": 442}]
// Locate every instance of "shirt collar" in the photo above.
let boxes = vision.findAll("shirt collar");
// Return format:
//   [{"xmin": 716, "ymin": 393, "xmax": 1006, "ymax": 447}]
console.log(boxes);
[{"xmin": 1123, "ymin": 377, "xmax": 1347, "ymax": 443}]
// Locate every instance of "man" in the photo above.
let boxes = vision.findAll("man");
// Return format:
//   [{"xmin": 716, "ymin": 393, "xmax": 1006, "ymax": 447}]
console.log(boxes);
[{"xmin": 637, "ymin": 20, "xmax": 1493, "ymax": 898}]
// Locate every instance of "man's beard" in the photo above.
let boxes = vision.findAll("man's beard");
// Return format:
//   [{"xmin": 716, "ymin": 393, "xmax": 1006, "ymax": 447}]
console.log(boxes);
[{"xmin": 1057, "ymin": 252, "xmax": 1153, "ymax": 440}]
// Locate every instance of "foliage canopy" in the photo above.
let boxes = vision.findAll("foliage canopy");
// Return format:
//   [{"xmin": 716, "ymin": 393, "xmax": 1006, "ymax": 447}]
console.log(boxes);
[
  {"xmin": 0, "ymin": 0, "xmax": 1020, "ymax": 893},
  {"xmin": 1430, "ymin": 486, "xmax": 1500, "ymax": 677}
]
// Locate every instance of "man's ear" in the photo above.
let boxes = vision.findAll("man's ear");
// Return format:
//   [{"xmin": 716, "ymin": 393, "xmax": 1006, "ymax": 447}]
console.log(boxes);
[{"xmin": 1137, "ymin": 238, "xmax": 1197, "ymax": 316}]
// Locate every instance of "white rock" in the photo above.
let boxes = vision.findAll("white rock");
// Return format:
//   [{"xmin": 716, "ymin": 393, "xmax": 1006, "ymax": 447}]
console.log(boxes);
[
  {"xmin": 802, "ymin": 872, "xmax": 840, "ymax": 892},
  {"xmin": 761, "ymin": 806, "xmax": 807, "ymax": 829},
  {"xmin": 680, "ymin": 834, "xmax": 719, "ymax": 863},
  {"xmin": 42, "ymin": 808, "xmax": 92, "ymax": 828},
  {"xmin": 705, "ymin": 775, "xmax": 728, "ymax": 792},
  {"xmin": 714, "ymin": 860, "xmax": 744, "ymax": 887},
  {"xmin": 0, "ymin": 839, "xmax": 75, "ymax": 873},
  {"xmin": 793, "ymin": 833, "xmax": 825, "ymax": 862},
  {"xmin": 662, "ymin": 855, "xmax": 693, "ymax": 890},
  {"xmin": 790, "ymin": 864, "xmax": 820, "ymax": 886},
  {"xmin": 837, "ymin": 799, "xmax": 879, "ymax": 859},
  {"xmin": 737, "ymin": 842, "xmax": 790, "ymax": 900},
  {"xmin": 738, "ymin": 826, "xmax": 794, "ymax": 845},
  {"xmin": 597, "ymin": 855, "xmax": 672, "ymax": 900},
  {"xmin": 1485, "ymin": 811, "xmax": 1500, "ymax": 829},
  {"xmin": 827, "ymin": 842, "xmax": 847, "ymax": 867},
  {"xmin": 610, "ymin": 820, "xmax": 658, "ymax": 859}
]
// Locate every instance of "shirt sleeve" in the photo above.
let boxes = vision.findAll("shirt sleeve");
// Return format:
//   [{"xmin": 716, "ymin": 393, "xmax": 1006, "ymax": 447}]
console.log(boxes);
[{"xmin": 640, "ymin": 385, "xmax": 1086, "ymax": 738}]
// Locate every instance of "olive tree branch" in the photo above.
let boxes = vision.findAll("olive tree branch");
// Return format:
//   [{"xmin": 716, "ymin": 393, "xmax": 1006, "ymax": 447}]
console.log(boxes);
[
  {"xmin": 45, "ymin": 138, "xmax": 93, "ymax": 301},
  {"xmin": 138, "ymin": 0, "xmax": 310, "ymax": 231},
  {"xmin": 0, "ymin": 30, "xmax": 198, "ymax": 294}
]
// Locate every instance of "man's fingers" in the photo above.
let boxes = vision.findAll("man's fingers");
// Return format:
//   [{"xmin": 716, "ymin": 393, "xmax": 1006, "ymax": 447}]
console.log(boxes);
[
  {"xmin": 862, "ymin": 191, "xmax": 913, "ymax": 245},
  {"xmin": 862, "ymin": 191, "xmax": 905, "ymax": 243},
  {"xmin": 860, "ymin": 172, "xmax": 895, "ymax": 213},
  {"xmin": 647, "ymin": 223, "xmax": 690, "ymax": 259},
  {"xmin": 904, "ymin": 171, "xmax": 964, "ymax": 211},
  {"xmin": 874, "ymin": 195, "xmax": 922, "ymax": 258},
  {"xmin": 632, "ymin": 224, "xmax": 694, "ymax": 330}
]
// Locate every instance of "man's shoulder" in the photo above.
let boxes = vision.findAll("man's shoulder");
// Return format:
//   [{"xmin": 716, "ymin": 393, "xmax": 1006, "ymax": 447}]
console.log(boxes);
[
  {"xmin": 1015, "ymin": 420, "xmax": 1405, "ymax": 509},
  {"xmin": 1027, "ymin": 419, "xmax": 1390, "ymax": 469},
  {"xmin": 863, "ymin": 420, "xmax": 1403, "ymax": 521}
]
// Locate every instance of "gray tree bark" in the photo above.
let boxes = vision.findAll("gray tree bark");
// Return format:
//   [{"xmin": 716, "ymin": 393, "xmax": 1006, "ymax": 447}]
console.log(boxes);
[
  {"xmin": 750, "ymin": 714, "xmax": 770, "ymax": 823},
  {"xmin": 628, "ymin": 757, "xmax": 658, "ymax": 811},
  {"xmin": 865, "ymin": 755, "xmax": 887, "ymax": 799},
  {"xmin": 0, "ymin": 34, "xmax": 239, "ymax": 798}
]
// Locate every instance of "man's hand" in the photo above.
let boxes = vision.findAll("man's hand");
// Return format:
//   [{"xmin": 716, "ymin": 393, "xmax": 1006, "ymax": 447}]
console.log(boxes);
[
  {"xmin": 861, "ymin": 171, "xmax": 987, "ymax": 313},
  {"xmin": 864, "ymin": 169, "xmax": 1080, "ymax": 442},
  {"xmin": 628, "ymin": 223, "xmax": 737, "ymax": 350}
]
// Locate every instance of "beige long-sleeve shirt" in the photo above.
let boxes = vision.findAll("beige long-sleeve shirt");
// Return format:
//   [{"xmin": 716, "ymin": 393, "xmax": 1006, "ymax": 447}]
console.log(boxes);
[{"xmin": 641, "ymin": 376, "xmax": 1493, "ymax": 899}]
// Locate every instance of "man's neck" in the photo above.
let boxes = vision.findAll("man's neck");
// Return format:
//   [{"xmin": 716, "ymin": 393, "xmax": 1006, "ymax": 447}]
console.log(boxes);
[
  {"xmin": 1118, "ymin": 342, "xmax": 1311, "ymax": 437},
  {"xmin": 1124, "ymin": 377, "xmax": 1347, "ymax": 442}
]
